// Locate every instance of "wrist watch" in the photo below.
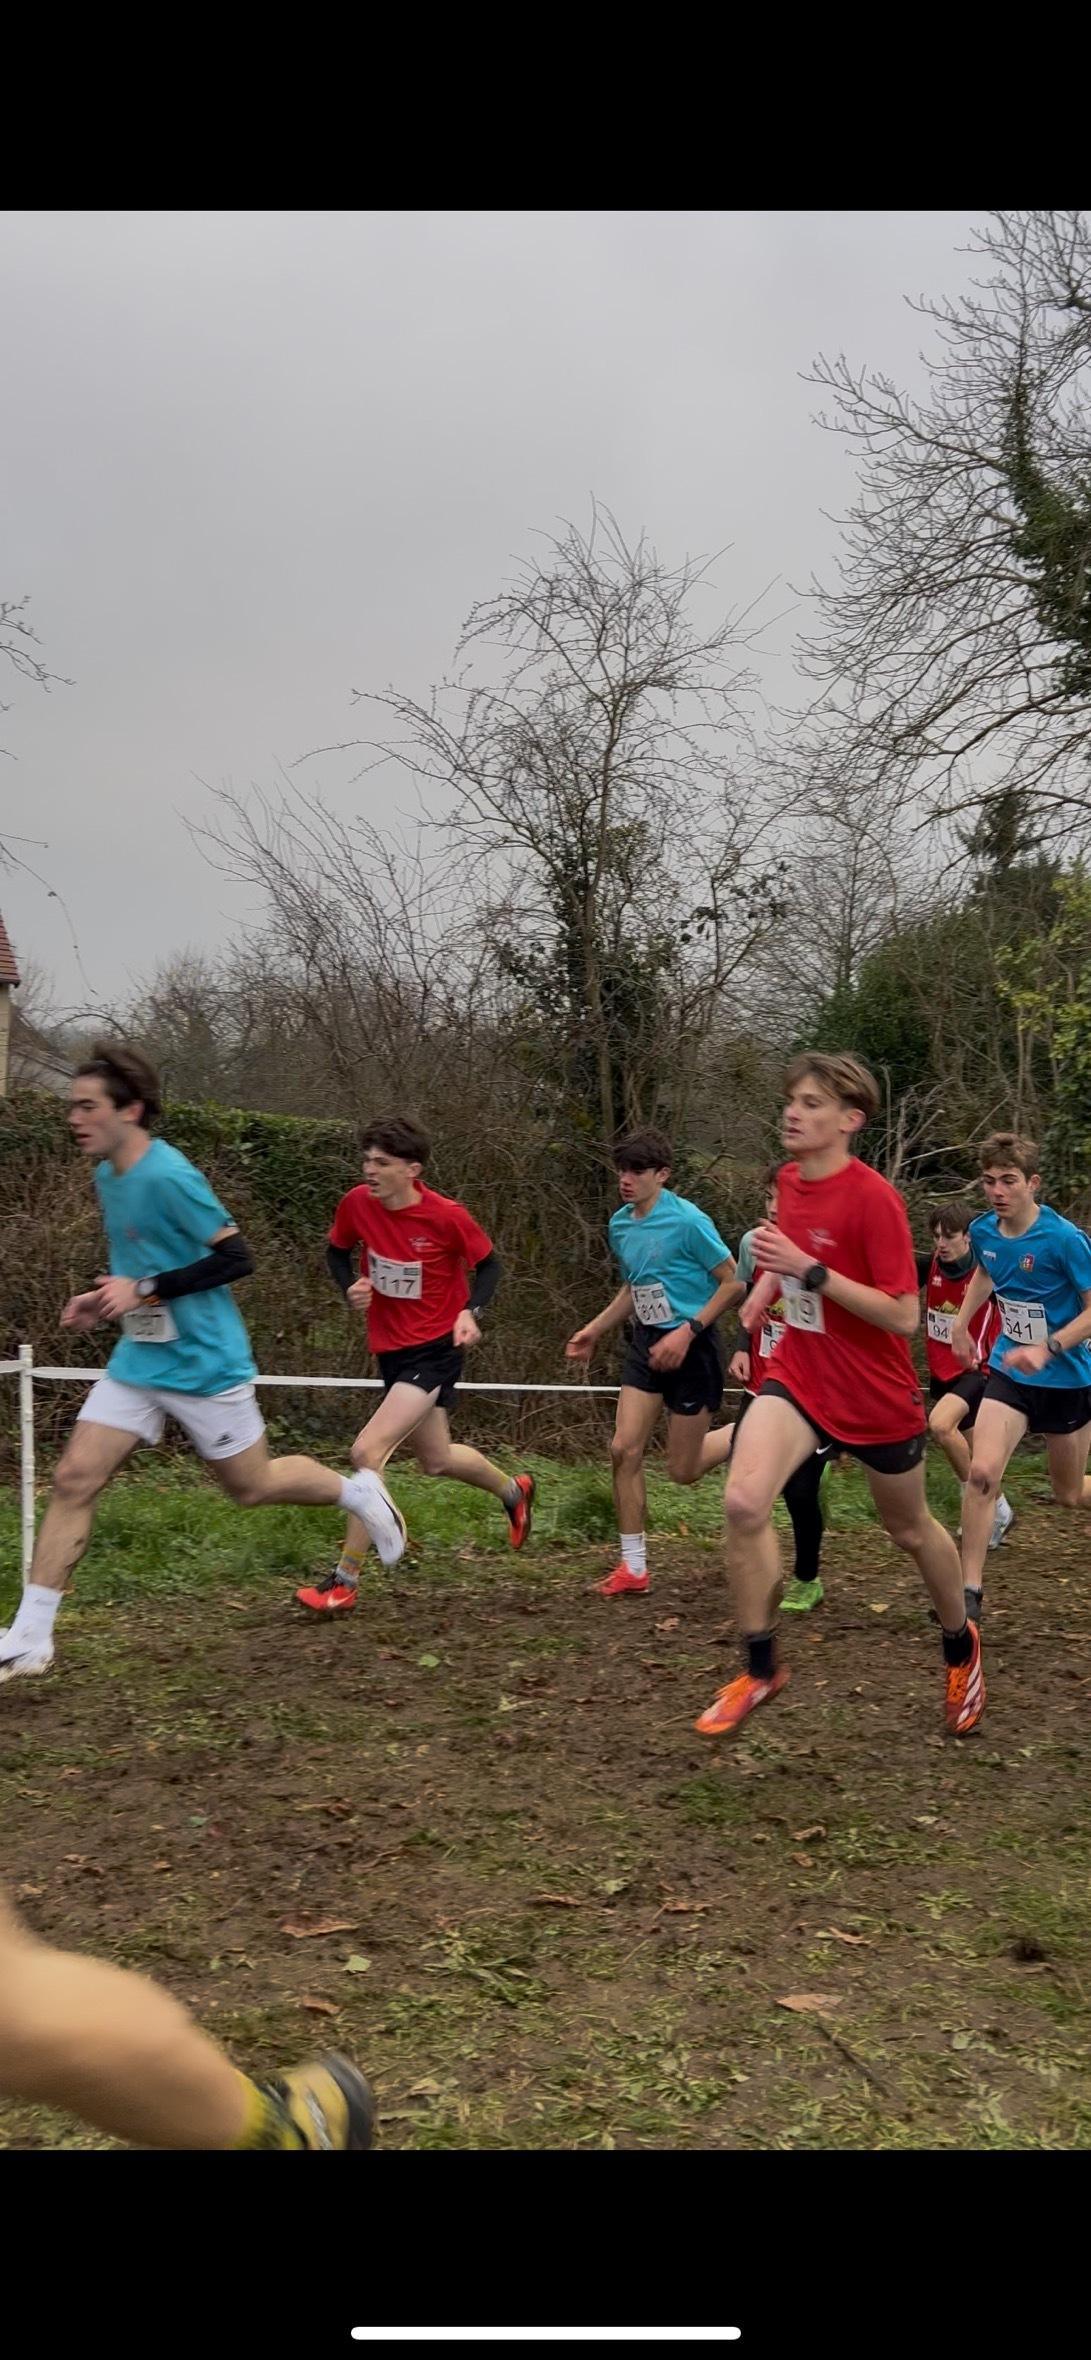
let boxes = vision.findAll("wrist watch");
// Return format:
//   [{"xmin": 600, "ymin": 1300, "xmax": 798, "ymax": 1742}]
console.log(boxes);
[
  {"xmin": 803, "ymin": 1263, "xmax": 829, "ymax": 1291},
  {"xmin": 136, "ymin": 1277, "xmax": 159, "ymax": 1301},
  {"xmin": 688, "ymin": 1317, "xmax": 705, "ymax": 1337},
  {"xmin": 1046, "ymin": 1333, "xmax": 1064, "ymax": 1357}
]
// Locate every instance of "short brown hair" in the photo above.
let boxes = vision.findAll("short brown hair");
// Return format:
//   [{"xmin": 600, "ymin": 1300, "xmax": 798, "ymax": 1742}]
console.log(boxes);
[
  {"xmin": 360, "ymin": 1115, "xmax": 431, "ymax": 1165},
  {"xmin": 784, "ymin": 1051, "xmax": 881, "ymax": 1123},
  {"xmin": 614, "ymin": 1127, "xmax": 672, "ymax": 1173},
  {"xmin": 930, "ymin": 1198, "xmax": 974, "ymax": 1237},
  {"xmin": 76, "ymin": 1041, "xmax": 162, "ymax": 1129},
  {"xmin": 762, "ymin": 1161, "xmax": 782, "ymax": 1194},
  {"xmin": 979, "ymin": 1132, "xmax": 1040, "ymax": 1178}
]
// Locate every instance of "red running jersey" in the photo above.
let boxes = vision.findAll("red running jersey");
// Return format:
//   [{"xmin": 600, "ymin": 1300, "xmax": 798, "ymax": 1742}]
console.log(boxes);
[
  {"xmin": 766, "ymin": 1160, "xmax": 924, "ymax": 1444},
  {"xmin": 924, "ymin": 1254, "xmax": 1001, "ymax": 1383},
  {"xmin": 328, "ymin": 1184, "xmax": 493, "ymax": 1352}
]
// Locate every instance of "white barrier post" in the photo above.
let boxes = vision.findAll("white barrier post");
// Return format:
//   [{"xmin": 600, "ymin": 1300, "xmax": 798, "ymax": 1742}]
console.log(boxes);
[{"xmin": 19, "ymin": 1342, "xmax": 36, "ymax": 1587}]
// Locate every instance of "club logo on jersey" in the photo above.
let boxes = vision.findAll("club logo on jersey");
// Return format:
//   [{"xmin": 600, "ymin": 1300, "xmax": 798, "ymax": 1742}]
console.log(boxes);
[
  {"xmin": 808, "ymin": 1229, "xmax": 837, "ymax": 1250},
  {"xmin": 1020, "ymin": 1254, "xmax": 1035, "ymax": 1271},
  {"xmin": 410, "ymin": 1237, "xmax": 432, "ymax": 1251}
]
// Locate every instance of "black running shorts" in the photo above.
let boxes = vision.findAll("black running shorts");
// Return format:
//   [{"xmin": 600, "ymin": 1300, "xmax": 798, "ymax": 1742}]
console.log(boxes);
[
  {"xmin": 760, "ymin": 1378, "xmax": 926, "ymax": 1475},
  {"xmin": 929, "ymin": 1369, "xmax": 988, "ymax": 1427},
  {"xmin": 620, "ymin": 1321, "xmax": 725, "ymax": 1416},
  {"xmin": 376, "ymin": 1330, "xmax": 463, "ymax": 1411},
  {"xmin": 982, "ymin": 1371, "xmax": 1091, "ymax": 1436}
]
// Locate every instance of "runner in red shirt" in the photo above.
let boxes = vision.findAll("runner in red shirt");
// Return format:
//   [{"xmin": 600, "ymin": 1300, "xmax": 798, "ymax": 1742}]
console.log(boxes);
[
  {"xmin": 726, "ymin": 1165, "xmax": 832, "ymax": 1615},
  {"xmin": 917, "ymin": 1199, "xmax": 1011, "ymax": 1581},
  {"xmin": 695, "ymin": 1052, "xmax": 983, "ymax": 1741},
  {"xmin": 296, "ymin": 1115, "xmax": 535, "ymax": 1614}
]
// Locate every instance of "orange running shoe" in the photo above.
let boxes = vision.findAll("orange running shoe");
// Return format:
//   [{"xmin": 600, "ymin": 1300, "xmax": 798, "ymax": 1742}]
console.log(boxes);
[
  {"xmin": 296, "ymin": 1574, "xmax": 359, "ymax": 1615},
  {"xmin": 945, "ymin": 1620, "xmax": 985, "ymax": 1735},
  {"xmin": 594, "ymin": 1563, "xmax": 650, "ymax": 1597},
  {"xmin": 505, "ymin": 1473, "xmax": 536, "ymax": 1549},
  {"xmin": 694, "ymin": 1665, "xmax": 789, "ymax": 1736}
]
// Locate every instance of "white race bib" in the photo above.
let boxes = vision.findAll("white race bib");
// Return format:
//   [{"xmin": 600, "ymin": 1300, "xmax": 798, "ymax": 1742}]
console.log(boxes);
[
  {"xmin": 368, "ymin": 1250, "xmax": 423, "ymax": 1300},
  {"xmin": 997, "ymin": 1294, "xmax": 1048, "ymax": 1347},
  {"xmin": 781, "ymin": 1275, "xmax": 826, "ymax": 1335},
  {"xmin": 632, "ymin": 1280, "xmax": 674, "ymax": 1327},
  {"xmin": 759, "ymin": 1318, "xmax": 785, "ymax": 1358},
  {"xmin": 122, "ymin": 1303, "xmax": 179, "ymax": 1345},
  {"xmin": 927, "ymin": 1308, "xmax": 955, "ymax": 1346}
]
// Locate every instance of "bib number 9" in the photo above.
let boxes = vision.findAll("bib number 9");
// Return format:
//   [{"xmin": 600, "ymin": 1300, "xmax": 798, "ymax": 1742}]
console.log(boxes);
[{"xmin": 781, "ymin": 1276, "xmax": 826, "ymax": 1335}]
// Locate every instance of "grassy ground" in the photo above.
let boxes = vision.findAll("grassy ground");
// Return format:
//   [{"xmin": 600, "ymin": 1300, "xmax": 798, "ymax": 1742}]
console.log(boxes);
[{"xmin": 2, "ymin": 1443, "xmax": 1090, "ymax": 2149}]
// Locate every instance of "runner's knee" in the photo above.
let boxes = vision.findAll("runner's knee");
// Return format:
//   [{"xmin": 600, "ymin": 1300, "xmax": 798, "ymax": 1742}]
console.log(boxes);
[
  {"xmin": 883, "ymin": 1513, "xmax": 930, "ymax": 1555},
  {"xmin": 724, "ymin": 1477, "xmax": 773, "ymax": 1534},
  {"xmin": 968, "ymin": 1461, "xmax": 1002, "ymax": 1498},
  {"xmin": 350, "ymin": 1434, "xmax": 385, "ymax": 1473},
  {"xmin": 610, "ymin": 1437, "xmax": 645, "ymax": 1479},
  {"xmin": 1052, "ymin": 1482, "xmax": 1084, "ymax": 1510},
  {"xmin": 50, "ymin": 1451, "xmax": 105, "ymax": 1511}
]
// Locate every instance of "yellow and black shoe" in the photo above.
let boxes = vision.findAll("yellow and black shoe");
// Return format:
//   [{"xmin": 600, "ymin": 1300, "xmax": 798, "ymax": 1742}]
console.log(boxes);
[{"xmin": 249, "ymin": 2055, "xmax": 376, "ymax": 2149}]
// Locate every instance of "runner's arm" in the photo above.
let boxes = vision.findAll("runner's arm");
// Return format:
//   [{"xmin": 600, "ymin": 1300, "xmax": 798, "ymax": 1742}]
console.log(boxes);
[
  {"xmin": 915, "ymin": 1251, "xmax": 932, "ymax": 1289},
  {"xmin": 1006, "ymin": 1286, "xmax": 1091, "ymax": 1373},
  {"xmin": 150, "ymin": 1227, "xmax": 254, "ymax": 1301},
  {"xmin": 691, "ymin": 1257, "xmax": 745, "ymax": 1330},
  {"xmin": 753, "ymin": 1221, "xmax": 920, "ymax": 1336},
  {"xmin": 467, "ymin": 1250, "xmax": 503, "ymax": 1317},
  {"xmin": 326, "ymin": 1244, "xmax": 356, "ymax": 1297},
  {"xmin": 567, "ymin": 1283, "xmax": 634, "ymax": 1356}
]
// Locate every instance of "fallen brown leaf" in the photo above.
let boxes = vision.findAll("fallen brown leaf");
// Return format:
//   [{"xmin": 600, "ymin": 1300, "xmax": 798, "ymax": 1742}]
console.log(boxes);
[
  {"xmin": 791, "ymin": 1824, "xmax": 827, "ymax": 1843},
  {"xmin": 532, "ymin": 1893, "xmax": 582, "ymax": 1909},
  {"xmin": 654, "ymin": 1617, "xmax": 681, "ymax": 1633},
  {"xmin": 279, "ymin": 1918, "xmax": 359, "ymax": 1940},
  {"xmin": 299, "ymin": 1995, "xmax": 339, "ymax": 2016},
  {"xmin": 818, "ymin": 1927, "xmax": 871, "ymax": 1947},
  {"xmin": 791, "ymin": 1852, "xmax": 813, "ymax": 1867},
  {"xmin": 777, "ymin": 1992, "xmax": 843, "ymax": 2015},
  {"xmin": 869, "ymin": 1601, "xmax": 891, "ymax": 1615}
]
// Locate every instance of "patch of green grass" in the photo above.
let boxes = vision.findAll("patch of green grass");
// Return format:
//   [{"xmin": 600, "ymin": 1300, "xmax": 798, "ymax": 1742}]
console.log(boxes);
[{"xmin": 672, "ymin": 1773, "xmax": 750, "ymax": 1830}]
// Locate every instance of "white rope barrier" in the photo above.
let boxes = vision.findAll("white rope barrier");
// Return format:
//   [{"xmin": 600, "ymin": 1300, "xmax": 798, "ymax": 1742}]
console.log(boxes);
[{"xmin": 2, "ymin": 1344, "xmax": 741, "ymax": 1589}]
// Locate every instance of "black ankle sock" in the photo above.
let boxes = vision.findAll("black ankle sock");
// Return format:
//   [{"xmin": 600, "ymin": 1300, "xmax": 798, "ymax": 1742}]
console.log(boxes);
[
  {"xmin": 942, "ymin": 1621, "xmax": 973, "ymax": 1667},
  {"xmin": 747, "ymin": 1631, "xmax": 776, "ymax": 1681}
]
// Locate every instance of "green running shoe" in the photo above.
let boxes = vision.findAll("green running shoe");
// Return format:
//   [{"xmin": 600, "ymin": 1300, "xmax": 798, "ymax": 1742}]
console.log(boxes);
[{"xmin": 782, "ymin": 1576, "xmax": 824, "ymax": 1614}]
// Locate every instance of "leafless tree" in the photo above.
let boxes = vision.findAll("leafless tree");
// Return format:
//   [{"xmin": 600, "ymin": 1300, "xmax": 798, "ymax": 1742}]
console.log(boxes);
[{"xmin": 799, "ymin": 210, "xmax": 1091, "ymax": 848}]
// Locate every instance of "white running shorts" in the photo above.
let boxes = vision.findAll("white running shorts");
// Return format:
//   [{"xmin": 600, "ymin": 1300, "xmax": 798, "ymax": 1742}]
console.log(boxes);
[{"xmin": 77, "ymin": 1376, "xmax": 265, "ymax": 1462}]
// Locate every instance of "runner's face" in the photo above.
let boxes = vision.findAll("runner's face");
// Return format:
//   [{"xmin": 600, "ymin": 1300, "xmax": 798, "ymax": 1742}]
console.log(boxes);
[
  {"xmin": 617, "ymin": 1164, "xmax": 667, "ymax": 1210},
  {"xmin": 934, "ymin": 1228, "xmax": 970, "ymax": 1261},
  {"xmin": 981, "ymin": 1165, "xmax": 1038, "ymax": 1222},
  {"xmin": 782, "ymin": 1078, "xmax": 860, "ymax": 1158},
  {"xmin": 363, "ymin": 1149, "xmax": 422, "ymax": 1204},
  {"xmin": 68, "ymin": 1075, "xmax": 138, "ymax": 1159},
  {"xmin": 764, "ymin": 1190, "xmax": 777, "ymax": 1221}
]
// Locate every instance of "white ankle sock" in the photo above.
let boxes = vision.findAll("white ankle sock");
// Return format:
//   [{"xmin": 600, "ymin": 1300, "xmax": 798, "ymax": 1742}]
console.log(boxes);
[
  {"xmin": 620, "ymin": 1532, "xmax": 647, "ymax": 1575},
  {"xmin": 7, "ymin": 1583, "xmax": 62, "ymax": 1645}
]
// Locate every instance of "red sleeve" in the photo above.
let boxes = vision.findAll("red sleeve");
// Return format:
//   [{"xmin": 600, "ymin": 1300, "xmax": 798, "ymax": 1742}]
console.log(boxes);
[
  {"xmin": 448, "ymin": 1199, "xmax": 494, "ymax": 1267},
  {"xmin": 328, "ymin": 1189, "xmax": 365, "ymax": 1250},
  {"xmin": 862, "ymin": 1179, "xmax": 918, "ymax": 1295}
]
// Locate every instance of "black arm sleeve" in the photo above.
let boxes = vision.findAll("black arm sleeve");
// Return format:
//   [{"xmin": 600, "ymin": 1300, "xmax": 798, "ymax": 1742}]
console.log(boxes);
[
  {"xmin": 327, "ymin": 1244, "xmax": 355, "ymax": 1298},
  {"xmin": 467, "ymin": 1249, "xmax": 503, "ymax": 1317},
  {"xmin": 154, "ymin": 1232, "xmax": 255, "ymax": 1302}
]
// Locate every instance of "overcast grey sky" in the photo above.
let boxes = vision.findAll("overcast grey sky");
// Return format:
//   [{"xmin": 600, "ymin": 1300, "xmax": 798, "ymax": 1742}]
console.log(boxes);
[{"xmin": 1, "ymin": 209, "xmax": 982, "ymax": 1012}]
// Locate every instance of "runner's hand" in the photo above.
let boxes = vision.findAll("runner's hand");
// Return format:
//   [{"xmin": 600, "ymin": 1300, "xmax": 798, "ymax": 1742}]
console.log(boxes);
[
  {"xmin": 1003, "ymin": 1341, "xmax": 1049, "ymax": 1376},
  {"xmin": 728, "ymin": 1349, "xmax": 750, "ymax": 1384},
  {"xmin": 95, "ymin": 1276, "xmax": 142, "ymax": 1321},
  {"xmin": 949, "ymin": 1322, "xmax": 977, "ymax": 1367},
  {"xmin": 751, "ymin": 1222, "xmax": 810, "ymax": 1279},
  {"xmin": 648, "ymin": 1326, "xmax": 692, "ymax": 1371},
  {"xmin": 739, "ymin": 1271, "xmax": 780, "ymax": 1333},
  {"xmin": 453, "ymin": 1310, "xmax": 481, "ymax": 1349},
  {"xmin": 346, "ymin": 1276, "xmax": 373, "ymax": 1314},
  {"xmin": 61, "ymin": 1289, "xmax": 105, "ymax": 1331},
  {"xmin": 565, "ymin": 1326, "xmax": 598, "ymax": 1361}
]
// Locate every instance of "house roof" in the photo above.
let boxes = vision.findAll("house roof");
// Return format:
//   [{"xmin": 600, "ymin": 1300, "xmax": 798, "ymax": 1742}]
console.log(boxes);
[{"xmin": 0, "ymin": 911, "xmax": 21, "ymax": 987}]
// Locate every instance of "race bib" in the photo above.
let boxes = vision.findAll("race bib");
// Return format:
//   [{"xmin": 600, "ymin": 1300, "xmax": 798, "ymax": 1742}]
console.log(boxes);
[
  {"xmin": 367, "ymin": 1250, "xmax": 423, "ymax": 1300},
  {"xmin": 121, "ymin": 1303, "xmax": 179, "ymax": 1345},
  {"xmin": 781, "ymin": 1276, "xmax": 826, "ymax": 1335},
  {"xmin": 759, "ymin": 1318, "xmax": 786, "ymax": 1358},
  {"xmin": 927, "ymin": 1308, "xmax": 955, "ymax": 1346},
  {"xmin": 998, "ymin": 1294, "xmax": 1047, "ymax": 1347},
  {"xmin": 632, "ymin": 1280, "xmax": 674, "ymax": 1327}
]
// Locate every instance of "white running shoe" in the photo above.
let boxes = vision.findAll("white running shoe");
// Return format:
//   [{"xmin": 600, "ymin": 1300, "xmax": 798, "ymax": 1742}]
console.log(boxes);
[
  {"xmin": 0, "ymin": 1631, "xmax": 55, "ymax": 1684},
  {"xmin": 988, "ymin": 1495, "xmax": 1015, "ymax": 1551},
  {"xmin": 341, "ymin": 1471, "xmax": 407, "ymax": 1568}
]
